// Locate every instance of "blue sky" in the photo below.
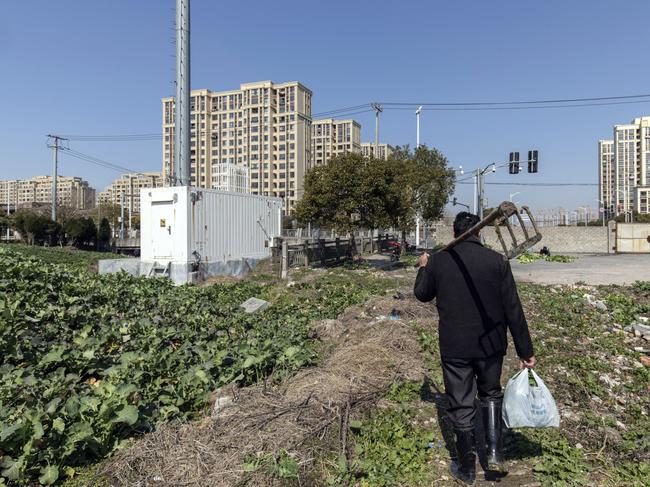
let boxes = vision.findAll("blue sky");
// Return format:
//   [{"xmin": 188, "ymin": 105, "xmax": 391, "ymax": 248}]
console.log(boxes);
[{"xmin": 3, "ymin": 0, "xmax": 650, "ymax": 214}]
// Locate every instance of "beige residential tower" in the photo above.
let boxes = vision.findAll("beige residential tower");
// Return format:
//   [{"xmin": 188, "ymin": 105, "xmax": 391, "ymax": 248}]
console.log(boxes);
[{"xmin": 163, "ymin": 80, "xmax": 313, "ymax": 213}]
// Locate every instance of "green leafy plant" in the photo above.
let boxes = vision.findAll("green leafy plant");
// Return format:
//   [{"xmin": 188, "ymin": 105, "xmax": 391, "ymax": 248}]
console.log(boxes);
[
  {"xmin": 0, "ymin": 248, "xmax": 392, "ymax": 485},
  {"xmin": 341, "ymin": 408, "xmax": 434, "ymax": 487},
  {"xmin": 531, "ymin": 431, "xmax": 588, "ymax": 486},
  {"xmin": 517, "ymin": 252, "xmax": 575, "ymax": 264}
]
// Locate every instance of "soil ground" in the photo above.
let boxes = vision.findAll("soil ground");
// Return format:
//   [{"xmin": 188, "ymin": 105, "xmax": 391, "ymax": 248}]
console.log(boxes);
[{"xmin": 511, "ymin": 253, "xmax": 650, "ymax": 286}]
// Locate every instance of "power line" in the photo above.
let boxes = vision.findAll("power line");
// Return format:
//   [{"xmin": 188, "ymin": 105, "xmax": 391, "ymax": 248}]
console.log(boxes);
[
  {"xmin": 59, "ymin": 133, "xmax": 162, "ymax": 141},
  {"xmin": 457, "ymin": 181, "xmax": 598, "ymax": 187},
  {"xmin": 313, "ymin": 104, "xmax": 370, "ymax": 118},
  {"xmin": 381, "ymin": 99, "xmax": 650, "ymax": 112},
  {"xmin": 311, "ymin": 105, "xmax": 373, "ymax": 120},
  {"xmin": 59, "ymin": 147, "xmax": 149, "ymax": 175},
  {"xmin": 378, "ymin": 92, "xmax": 650, "ymax": 107}
]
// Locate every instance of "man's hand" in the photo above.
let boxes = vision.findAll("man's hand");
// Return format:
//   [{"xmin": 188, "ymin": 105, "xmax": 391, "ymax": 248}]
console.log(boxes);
[
  {"xmin": 417, "ymin": 252, "xmax": 429, "ymax": 268},
  {"xmin": 519, "ymin": 355, "xmax": 536, "ymax": 369}
]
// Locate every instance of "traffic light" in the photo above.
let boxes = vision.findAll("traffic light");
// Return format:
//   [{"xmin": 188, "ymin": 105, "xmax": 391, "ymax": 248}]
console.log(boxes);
[
  {"xmin": 509, "ymin": 152, "xmax": 520, "ymax": 174},
  {"xmin": 528, "ymin": 150, "xmax": 539, "ymax": 173}
]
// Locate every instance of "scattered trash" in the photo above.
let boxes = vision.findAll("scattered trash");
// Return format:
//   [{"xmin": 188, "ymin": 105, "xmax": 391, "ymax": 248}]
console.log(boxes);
[
  {"xmin": 211, "ymin": 385, "xmax": 237, "ymax": 419},
  {"xmin": 426, "ymin": 441, "xmax": 445, "ymax": 449},
  {"xmin": 389, "ymin": 308, "xmax": 401, "ymax": 320},
  {"xmin": 240, "ymin": 297, "xmax": 270, "ymax": 314},
  {"xmin": 582, "ymin": 294, "xmax": 608, "ymax": 311}
]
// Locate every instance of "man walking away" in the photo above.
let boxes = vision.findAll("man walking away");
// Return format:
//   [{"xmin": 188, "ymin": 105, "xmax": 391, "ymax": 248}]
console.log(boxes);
[{"xmin": 414, "ymin": 212, "xmax": 536, "ymax": 485}]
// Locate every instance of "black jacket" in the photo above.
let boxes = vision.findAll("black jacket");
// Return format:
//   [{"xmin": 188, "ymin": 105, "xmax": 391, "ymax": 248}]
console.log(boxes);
[{"xmin": 414, "ymin": 236, "xmax": 534, "ymax": 360}]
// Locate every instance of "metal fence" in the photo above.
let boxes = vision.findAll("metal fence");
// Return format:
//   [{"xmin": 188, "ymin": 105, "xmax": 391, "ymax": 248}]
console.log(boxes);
[{"xmin": 273, "ymin": 234, "xmax": 397, "ymax": 278}]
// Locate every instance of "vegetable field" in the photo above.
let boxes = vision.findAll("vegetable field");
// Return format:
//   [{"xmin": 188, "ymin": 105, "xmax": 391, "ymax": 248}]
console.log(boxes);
[
  {"xmin": 0, "ymin": 248, "xmax": 392, "ymax": 485},
  {"xmin": 0, "ymin": 244, "xmax": 125, "ymax": 271}
]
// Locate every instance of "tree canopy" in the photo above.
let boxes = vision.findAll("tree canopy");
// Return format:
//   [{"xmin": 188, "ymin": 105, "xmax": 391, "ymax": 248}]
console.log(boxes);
[{"xmin": 296, "ymin": 146, "xmax": 455, "ymax": 234}]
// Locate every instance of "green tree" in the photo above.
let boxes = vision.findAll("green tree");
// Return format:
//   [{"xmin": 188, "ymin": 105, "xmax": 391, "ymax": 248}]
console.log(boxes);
[
  {"xmin": 296, "ymin": 147, "xmax": 456, "ymax": 242},
  {"xmin": 98, "ymin": 218, "xmax": 112, "ymax": 248},
  {"xmin": 64, "ymin": 217, "xmax": 97, "ymax": 248},
  {"xmin": 0, "ymin": 213, "xmax": 9, "ymax": 238},
  {"xmin": 385, "ymin": 145, "xmax": 456, "ymax": 244},
  {"xmin": 296, "ymin": 153, "xmax": 386, "ymax": 233},
  {"xmin": 11, "ymin": 210, "xmax": 61, "ymax": 245}
]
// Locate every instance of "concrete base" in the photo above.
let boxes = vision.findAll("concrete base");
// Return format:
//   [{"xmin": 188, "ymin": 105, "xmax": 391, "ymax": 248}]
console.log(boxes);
[{"xmin": 98, "ymin": 257, "xmax": 264, "ymax": 285}]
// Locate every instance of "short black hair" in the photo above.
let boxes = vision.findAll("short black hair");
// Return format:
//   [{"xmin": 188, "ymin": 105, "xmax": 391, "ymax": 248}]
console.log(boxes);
[{"xmin": 453, "ymin": 211, "xmax": 481, "ymax": 238}]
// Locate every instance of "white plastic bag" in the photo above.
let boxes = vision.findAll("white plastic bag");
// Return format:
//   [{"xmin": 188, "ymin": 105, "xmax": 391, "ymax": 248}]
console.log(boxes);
[{"xmin": 502, "ymin": 368, "xmax": 560, "ymax": 428}]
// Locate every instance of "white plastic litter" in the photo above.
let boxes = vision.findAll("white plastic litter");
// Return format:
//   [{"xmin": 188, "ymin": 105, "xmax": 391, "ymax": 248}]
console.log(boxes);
[{"xmin": 502, "ymin": 368, "xmax": 560, "ymax": 428}]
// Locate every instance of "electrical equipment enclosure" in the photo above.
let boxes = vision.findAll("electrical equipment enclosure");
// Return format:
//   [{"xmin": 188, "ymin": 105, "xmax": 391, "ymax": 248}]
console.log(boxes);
[{"xmin": 140, "ymin": 186, "xmax": 282, "ymax": 265}]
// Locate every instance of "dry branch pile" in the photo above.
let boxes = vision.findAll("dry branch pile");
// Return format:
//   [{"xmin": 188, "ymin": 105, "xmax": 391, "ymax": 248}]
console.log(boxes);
[{"xmin": 101, "ymin": 294, "xmax": 433, "ymax": 486}]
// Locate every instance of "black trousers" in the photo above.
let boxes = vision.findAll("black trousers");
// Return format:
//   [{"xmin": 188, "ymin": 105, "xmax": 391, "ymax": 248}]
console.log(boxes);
[{"xmin": 441, "ymin": 355, "xmax": 504, "ymax": 431}]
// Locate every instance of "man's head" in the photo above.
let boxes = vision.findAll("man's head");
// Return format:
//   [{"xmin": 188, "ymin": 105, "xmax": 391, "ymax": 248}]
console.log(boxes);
[{"xmin": 453, "ymin": 212, "xmax": 481, "ymax": 238}]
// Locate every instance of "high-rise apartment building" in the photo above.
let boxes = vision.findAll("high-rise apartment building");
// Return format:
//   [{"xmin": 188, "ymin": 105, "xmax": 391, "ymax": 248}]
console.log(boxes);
[
  {"xmin": 98, "ymin": 172, "xmax": 163, "ymax": 214},
  {"xmin": 599, "ymin": 116, "xmax": 650, "ymax": 217},
  {"xmin": 311, "ymin": 119, "xmax": 361, "ymax": 167},
  {"xmin": 598, "ymin": 140, "xmax": 615, "ymax": 217},
  {"xmin": 0, "ymin": 176, "xmax": 95, "ymax": 210},
  {"xmin": 162, "ymin": 80, "xmax": 313, "ymax": 213},
  {"xmin": 361, "ymin": 142, "xmax": 394, "ymax": 160}
]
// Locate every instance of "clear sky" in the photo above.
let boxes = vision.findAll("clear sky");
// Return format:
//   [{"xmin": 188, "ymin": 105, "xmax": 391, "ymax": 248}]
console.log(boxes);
[{"xmin": 3, "ymin": 0, "xmax": 650, "ymax": 215}]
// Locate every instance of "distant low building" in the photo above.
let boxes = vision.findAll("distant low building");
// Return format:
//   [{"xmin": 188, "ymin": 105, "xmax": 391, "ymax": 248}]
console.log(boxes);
[
  {"xmin": 212, "ymin": 163, "xmax": 249, "ymax": 193},
  {"xmin": 0, "ymin": 175, "xmax": 95, "ymax": 210},
  {"xmin": 98, "ymin": 172, "xmax": 164, "ymax": 214},
  {"xmin": 361, "ymin": 142, "xmax": 394, "ymax": 160}
]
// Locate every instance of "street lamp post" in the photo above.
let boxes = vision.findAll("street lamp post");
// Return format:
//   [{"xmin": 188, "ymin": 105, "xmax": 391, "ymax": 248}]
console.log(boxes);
[
  {"xmin": 509, "ymin": 192, "xmax": 520, "ymax": 225},
  {"xmin": 415, "ymin": 106, "xmax": 422, "ymax": 147}
]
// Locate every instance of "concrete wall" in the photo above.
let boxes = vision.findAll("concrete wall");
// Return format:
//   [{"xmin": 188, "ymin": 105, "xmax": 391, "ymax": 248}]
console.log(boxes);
[
  {"xmin": 99, "ymin": 256, "xmax": 264, "ymax": 285},
  {"xmin": 433, "ymin": 224, "xmax": 611, "ymax": 254}
]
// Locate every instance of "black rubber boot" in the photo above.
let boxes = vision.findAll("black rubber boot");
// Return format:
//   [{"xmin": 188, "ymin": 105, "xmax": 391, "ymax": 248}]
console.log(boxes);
[
  {"xmin": 482, "ymin": 399, "xmax": 507, "ymax": 473},
  {"xmin": 450, "ymin": 429, "xmax": 476, "ymax": 485}
]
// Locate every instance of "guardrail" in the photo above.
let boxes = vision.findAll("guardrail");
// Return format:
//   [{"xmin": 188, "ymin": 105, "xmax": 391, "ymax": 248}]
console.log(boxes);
[
  {"xmin": 274, "ymin": 234, "xmax": 396, "ymax": 278},
  {"xmin": 112, "ymin": 237, "xmax": 141, "ymax": 255}
]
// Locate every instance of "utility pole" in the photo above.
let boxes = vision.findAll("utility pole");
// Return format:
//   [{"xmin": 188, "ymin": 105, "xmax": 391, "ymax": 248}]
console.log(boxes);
[
  {"xmin": 371, "ymin": 102, "xmax": 382, "ymax": 157},
  {"xmin": 415, "ymin": 106, "xmax": 423, "ymax": 246},
  {"xmin": 5, "ymin": 182, "xmax": 10, "ymax": 241},
  {"xmin": 46, "ymin": 135, "xmax": 67, "ymax": 222},
  {"xmin": 174, "ymin": 0, "xmax": 191, "ymax": 186},
  {"xmin": 120, "ymin": 193, "xmax": 125, "ymax": 239}
]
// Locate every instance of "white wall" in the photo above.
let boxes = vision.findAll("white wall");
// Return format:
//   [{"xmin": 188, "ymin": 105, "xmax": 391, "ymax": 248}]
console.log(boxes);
[{"xmin": 140, "ymin": 187, "xmax": 282, "ymax": 264}]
